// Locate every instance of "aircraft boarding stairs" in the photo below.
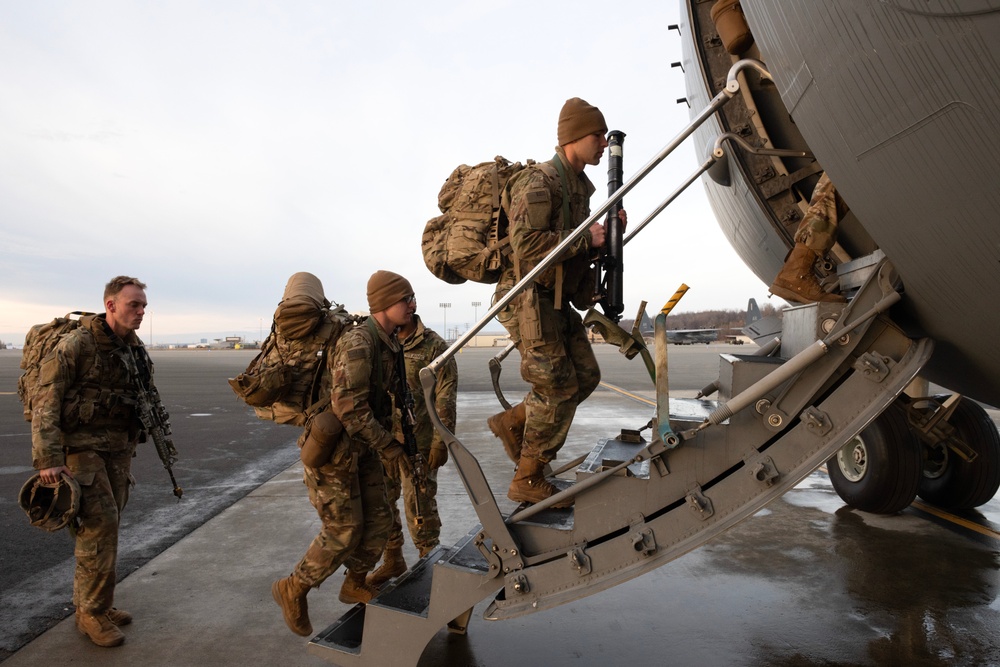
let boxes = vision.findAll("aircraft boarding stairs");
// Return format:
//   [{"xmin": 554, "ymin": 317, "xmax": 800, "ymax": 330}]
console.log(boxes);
[
  {"xmin": 309, "ymin": 59, "xmax": 931, "ymax": 665},
  {"xmin": 308, "ymin": 255, "xmax": 932, "ymax": 667}
]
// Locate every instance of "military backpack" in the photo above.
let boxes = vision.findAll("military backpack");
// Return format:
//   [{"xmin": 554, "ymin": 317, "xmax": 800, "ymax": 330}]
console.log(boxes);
[
  {"xmin": 17, "ymin": 312, "xmax": 94, "ymax": 422},
  {"xmin": 421, "ymin": 155, "xmax": 533, "ymax": 284},
  {"xmin": 228, "ymin": 277, "xmax": 362, "ymax": 427}
]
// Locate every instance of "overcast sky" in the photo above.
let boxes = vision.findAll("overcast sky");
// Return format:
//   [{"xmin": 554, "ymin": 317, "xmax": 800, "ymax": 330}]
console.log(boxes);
[{"xmin": 0, "ymin": 1, "xmax": 772, "ymax": 345}]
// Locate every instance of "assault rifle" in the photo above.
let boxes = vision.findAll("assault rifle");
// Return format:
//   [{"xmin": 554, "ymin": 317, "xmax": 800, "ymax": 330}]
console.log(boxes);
[
  {"xmin": 134, "ymin": 351, "xmax": 183, "ymax": 499},
  {"xmin": 596, "ymin": 130, "xmax": 627, "ymax": 322},
  {"xmin": 393, "ymin": 345, "xmax": 427, "ymax": 526}
]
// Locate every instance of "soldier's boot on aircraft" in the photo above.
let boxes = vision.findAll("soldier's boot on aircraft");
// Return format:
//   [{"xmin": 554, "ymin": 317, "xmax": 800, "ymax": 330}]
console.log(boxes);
[
  {"xmin": 366, "ymin": 546, "xmax": 407, "ymax": 588},
  {"xmin": 507, "ymin": 456, "xmax": 573, "ymax": 508},
  {"xmin": 105, "ymin": 607, "xmax": 132, "ymax": 626},
  {"xmin": 417, "ymin": 543, "xmax": 437, "ymax": 558},
  {"xmin": 487, "ymin": 402, "xmax": 526, "ymax": 463},
  {"xmin": 770, "ymin": 243, "xmax": 846, "ymax": 304},
  {"xmin": 339, "ymin": 569, "xmax": 379, "ymax": 605},
  {"xmin": 75, "ymin": 609, "xmax": 126, "ymax": 648},
  {"xmin": 271, "ymin": 574, "xmax": 313, "ymax": 637}
]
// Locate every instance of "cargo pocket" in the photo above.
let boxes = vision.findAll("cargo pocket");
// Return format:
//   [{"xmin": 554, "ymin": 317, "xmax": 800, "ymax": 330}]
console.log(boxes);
[
  {"xmin": 66, "ymin": 450, "xmax": 104, "ymax": 487},
  {"xmin": 518, "ymin": 288, "xmax": 559, "ymax": 350}
]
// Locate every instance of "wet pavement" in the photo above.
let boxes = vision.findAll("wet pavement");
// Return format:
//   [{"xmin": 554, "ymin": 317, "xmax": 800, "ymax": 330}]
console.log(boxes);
[{"xmin": 1, "ymin": 346, "xmax": 998, "ymax": 666}]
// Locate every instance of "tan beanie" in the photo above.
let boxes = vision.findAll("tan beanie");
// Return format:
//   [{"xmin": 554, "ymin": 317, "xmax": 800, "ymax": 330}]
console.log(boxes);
[
  {"xmin": 557, "ymin": 97, "xmax": 608, "ymax": 146},
  {"xmin": 367, "ymin": 270, "xmax": 413, "ymax": 313}
]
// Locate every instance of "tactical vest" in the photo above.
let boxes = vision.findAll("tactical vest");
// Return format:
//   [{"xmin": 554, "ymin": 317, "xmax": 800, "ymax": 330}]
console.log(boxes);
[{"xmin": 59, "ymin": 319, "xmax": 140, "ymax": 435}]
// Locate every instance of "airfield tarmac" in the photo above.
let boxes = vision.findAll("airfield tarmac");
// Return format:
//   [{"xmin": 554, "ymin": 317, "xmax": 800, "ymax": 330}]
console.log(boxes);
[{"xmin": 1, "ymin": 345, "xmax": 998, "ymax": 666}]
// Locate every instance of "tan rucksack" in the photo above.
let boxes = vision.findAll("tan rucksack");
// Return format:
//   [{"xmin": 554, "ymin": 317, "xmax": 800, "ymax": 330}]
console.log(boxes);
[
  {"xmin": 421, "ymin": 155, "xmax": 533, "ymax": 284},
  {"xmin": 18, "ymin": 312, "xmax": 94, "ymax": 422},
  {"xmin": 227, "ymin": 273, "xmax": 361, "ymax": 426}
]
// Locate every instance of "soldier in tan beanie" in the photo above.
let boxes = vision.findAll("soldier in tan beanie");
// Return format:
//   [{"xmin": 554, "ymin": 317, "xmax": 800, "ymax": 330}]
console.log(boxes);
[
  {"xmin": 367, "ymin": 270, "xmax": 414, "ymax": 314},
  {"xmin": 272, "ymin": 270, "xmax": 416, "ymax": 636},
  {"xmin": 489, "ymin": 98, "xmax": 627, "ymax": 507}
]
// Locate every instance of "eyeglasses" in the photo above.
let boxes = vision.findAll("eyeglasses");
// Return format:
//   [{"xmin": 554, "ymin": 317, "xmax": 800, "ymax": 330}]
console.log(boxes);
[{"xmin": 401, "ymin": 295, "xmax": 416, "ymax": 304}]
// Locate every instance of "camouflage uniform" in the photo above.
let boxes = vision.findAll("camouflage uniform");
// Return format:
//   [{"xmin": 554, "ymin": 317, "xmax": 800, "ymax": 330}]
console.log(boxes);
[
  {"xmin": 494, "ymin": 145, "xmax": 602, "ymax": 463},
  {"xmin": 793, "ymin": 172, "xmax": 846, "ymax": 254},
  {"xmin": 31, "ymin": 314, "xmax": 144, "ymax": 614},
  {"xmin": 292, "ymin": 318, "xmax": 398, "ymax": 587},
  {"xmin": 385, "ymin": 315, "xmax": 457, "ymax": 554}
]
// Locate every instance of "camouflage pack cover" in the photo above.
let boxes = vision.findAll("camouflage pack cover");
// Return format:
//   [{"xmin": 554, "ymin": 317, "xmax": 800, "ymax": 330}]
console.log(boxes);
[
  {"xmin": 421, "ymin": 155, "xmax": 532, "ymax": 284},
  {"xmin": 228, "ymin": 273, "xmax": 361, "ymax": 426},
  {"xmin": 17, "ymin": 312, "xmax": 94, "ymax": 422}
]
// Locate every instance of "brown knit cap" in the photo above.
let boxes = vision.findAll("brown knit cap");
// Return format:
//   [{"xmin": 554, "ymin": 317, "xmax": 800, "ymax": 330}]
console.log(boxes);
[
  {"xmin": 367, "ymin": 270, "xmax": 414, "ymax": 313},
  {"xmin": 557, "ymin": 97, "xmax": 608, "ymax": 146}
]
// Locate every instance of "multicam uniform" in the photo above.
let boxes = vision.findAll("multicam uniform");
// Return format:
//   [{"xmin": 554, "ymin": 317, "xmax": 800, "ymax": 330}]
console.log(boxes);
[
  {"xmin": 30, "ymin": 314, "xmax": 145, "ymax": 615},
  {"xmin": 386, "ymin": 315, "xmax": 457, "ymax": 555},
  {"xmin": 793, "ymin": 172, "xmax": 846, "ymax": 255},
  {"xmin": 494, "ymin": 145, "xmax": 602, "ymax": 463},
  {"xmin": 292, "ymin": 318, "xmax": 398, "ymax": 587}
]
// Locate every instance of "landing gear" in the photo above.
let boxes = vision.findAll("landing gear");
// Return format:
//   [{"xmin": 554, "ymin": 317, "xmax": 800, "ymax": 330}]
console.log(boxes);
[
  {"xmin": 827, "ymin": 404, "xmax": 922, "ymax": 514},
  {"xmin": 918, "ymin": 399, "xmax": 1000, "ymax": 510}
]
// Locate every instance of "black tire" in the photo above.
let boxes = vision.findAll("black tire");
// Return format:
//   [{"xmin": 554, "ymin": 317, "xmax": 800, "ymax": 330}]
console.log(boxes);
[
  {"xmin": 827, "ymin": 404, "xmax": 922, "ymax": 514},
  {"xmin": 918, "ymin": 399, "xmax": 1000, "ymax": 509}
]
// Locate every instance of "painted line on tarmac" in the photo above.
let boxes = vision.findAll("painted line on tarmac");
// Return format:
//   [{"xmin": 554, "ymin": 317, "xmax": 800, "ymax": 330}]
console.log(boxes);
[
  {"xmin": 599, "ymin": 382, "xmax": 655, "ymax": 406},
  {"xmin": 910, "ymin": 500, "xmax": 1000, "ymax": 543}
]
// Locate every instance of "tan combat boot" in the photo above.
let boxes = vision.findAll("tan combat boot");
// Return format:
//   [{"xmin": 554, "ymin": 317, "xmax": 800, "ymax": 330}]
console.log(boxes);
[
  {"xmin": 366, "ymin": 546, "xmax": 407, "ymax": 588},
  {"xmin": 507, "ymin": 457, "xmax": 573, "ymax": 508},
  {"xmin": 487, "ymin": 402, "xmax": 526, "ymax": 463},
  {"xmin": 105, "ymin": 607, "xmax": 132, "ymax": 626},
  {"xmin": 75, "ymin": 609, "xmax": 125, "ymax": 647},
  {"xmin": 339, "ymin": 569, "xmax": 379, "ymax": 604},
  {"xmin": 770, "ymin": 243, "xmax": 846, "ymax": 304},
  {"xmin": 271, "ymin": 574, "xmax": 313, "ymax": 637}
]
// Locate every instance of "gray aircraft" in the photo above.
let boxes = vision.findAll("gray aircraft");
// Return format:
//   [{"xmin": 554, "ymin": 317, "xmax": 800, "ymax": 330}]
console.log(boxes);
[
  {"xmin": 632, "ymin": 308, "xmax": 720, "ymax": 344},
  {"xmin": 306, "ymin": 3, "xmax": 1000, "ymax": 664}
]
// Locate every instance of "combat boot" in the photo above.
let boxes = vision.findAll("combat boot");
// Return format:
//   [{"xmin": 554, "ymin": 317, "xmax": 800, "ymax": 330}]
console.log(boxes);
[
  {"xmin": 339, "ymin": 569, "xmax": 378, "ymax": 605},
  {"xmin": 271, "ymin": 574, "xmax": 313, "ymax": 637},
  {"xmin": 487, "ymin": 402, "xmax": 526, "ymax": 463},
  {"xmin": 105, "ymin": 607, "xmax": 132, "ymax": 626},
  {"xmin": 366, "ymin": 546, "xmax": 407, "ymax": 588},
  {"xmin": 507, "ymin": 457, "xmax": 573, "ymax": 508},
  {"xmin": 75, "ymin": 609, "xmax": 125, "ymax": 648},
  {"xmin": 770, "ymin": 243, "xmax": 846, "ymax": 304}
]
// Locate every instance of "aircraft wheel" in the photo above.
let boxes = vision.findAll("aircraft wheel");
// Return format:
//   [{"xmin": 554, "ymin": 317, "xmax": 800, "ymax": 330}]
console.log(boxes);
[
  {"xmin": 827, "ymin": 405, "xmax": 921, "ymax": 514},
  {"xmin": 918, "ymin": 399, "xmax": 1000, "ymax": 509}
]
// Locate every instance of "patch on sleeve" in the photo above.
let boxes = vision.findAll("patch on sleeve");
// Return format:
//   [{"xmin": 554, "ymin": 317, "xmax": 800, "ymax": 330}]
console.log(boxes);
[
  {"xmin": 526, "ymin": 189, "xmax": 550, "ymax": 204},
  {"xmin": 347, "ymin": 348, "xmax": 367, "ymax": 361},
  {"xmin": 38, "ymin": 355, "xmax": 61, "ymax": 386}
]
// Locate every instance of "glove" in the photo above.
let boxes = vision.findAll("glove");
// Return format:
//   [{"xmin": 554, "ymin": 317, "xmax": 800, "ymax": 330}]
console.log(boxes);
[
  {"xmin": 427, "ymin": 443, "xmax": 448, "ymax": 470},
  {"xmin": 381, "ymin": 442, "xmax": 413, "ymax": 479}
]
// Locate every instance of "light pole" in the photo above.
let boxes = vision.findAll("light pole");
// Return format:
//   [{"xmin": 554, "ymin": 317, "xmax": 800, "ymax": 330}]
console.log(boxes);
[
  {"xmin": 472, "ymin": 300, "xmax": 481, "ymax": 323},
  {"xmin": 440, "ymin": 303, "xmax": 451, "ymax": 340}
]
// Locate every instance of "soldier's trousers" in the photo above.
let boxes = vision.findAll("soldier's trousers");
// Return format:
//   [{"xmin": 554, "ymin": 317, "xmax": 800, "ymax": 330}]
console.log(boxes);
[
  {"xmin": 793, "ymin": 172, "xmax": 839, "ymax": 254},
  {"xmin": 382, "ymin": 458, "xmax": 440, "ymax": 553},
  {"xmin": 294, "ymin": 441, "xmax": 392, "ymax": 587},
  {"xmin": 507, "ymin": 298, "xmax": 601, "ymax": 463},
  {"xmin": 67, "ymin": 448, "xmax": 133, "ymax": 613}
]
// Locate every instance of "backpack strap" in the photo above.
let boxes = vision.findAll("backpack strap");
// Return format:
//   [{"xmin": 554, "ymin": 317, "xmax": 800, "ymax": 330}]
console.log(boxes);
[
  {"xmin": 550, "ymin": 154, "xmax": 573, "ymax": 310},
  {"xmin": 366, "ymin": 317, "xmax": 390, "ymax": 421},
  {"xmin": 303, "ymin": 317, "xmax": 337, "ymax": 418}
]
